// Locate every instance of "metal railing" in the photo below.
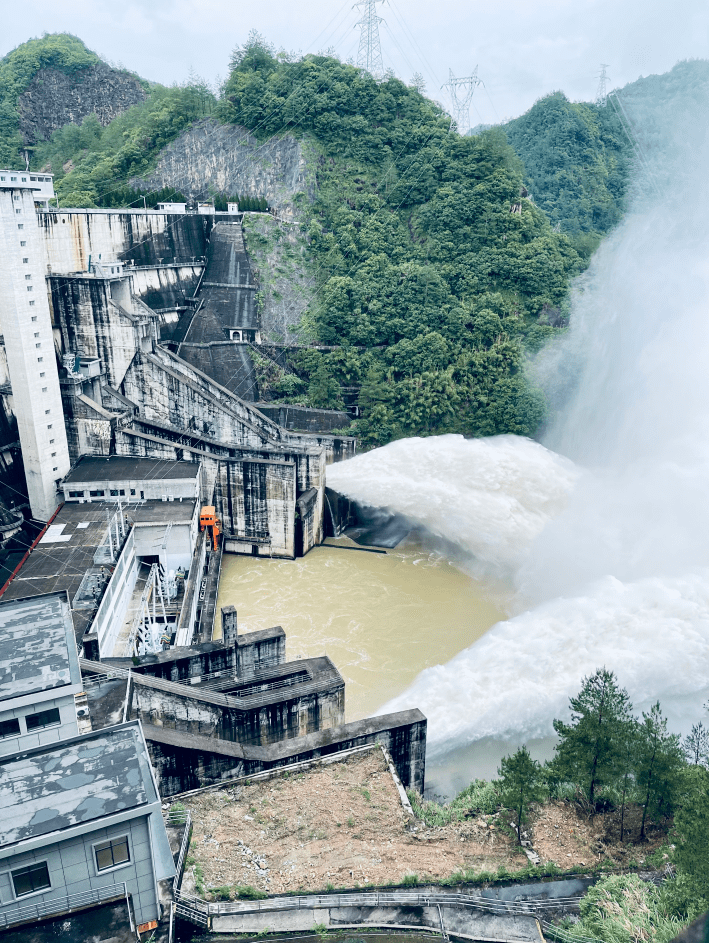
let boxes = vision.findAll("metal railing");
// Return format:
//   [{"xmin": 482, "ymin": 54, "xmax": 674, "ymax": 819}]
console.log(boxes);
[
  {"xmin": 163, "ymin": 810, "xmax": 193, "ymax": 892},
  {"xmin": 174, "ymin": 888, "xmax": 585, "ymax": 920},
  {"xmin": 81, "ymin": 670, "xmax": 130, "ymax": 688},
  {"xmin": 0, "ymin": 882, "xmax": 128, "ymax": 929}
]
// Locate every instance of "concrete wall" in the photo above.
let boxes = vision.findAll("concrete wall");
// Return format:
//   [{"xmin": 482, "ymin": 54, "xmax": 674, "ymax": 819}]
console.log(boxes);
[
  {"xmin": 257, "ymin": 404, "xmax": 352, "ymax": 434},
  {"xmin": 130, "ymin": 264, "xmax": 203, "ymax": 311},
  {"xmin": 0, "ymin": 815, "xmax": 160, "ymax": 928},
  {"xmin": 92, "ymin": 529, "xmax": 138, "ymax": 658},
  {"xmin": 211, "ymin": 901, "xmax": 542, "ymax": 941},
  {"xmin": 215, "ymin": 458, "xmax": 296, "ymax": 558},
  {"xmin": 0, "ymin": 187, "xmax": 71, "ymax": 519},
  {"xmin": 39, "ymin": 210, "xmax": 209, "ymax": 273},
  {"xmin": 145, "ymin": 709, "xmax": 427, "ymax": 797},
  {"xmin": 127, "ymin": 658, "xmax": 345, "ymax": 747}
]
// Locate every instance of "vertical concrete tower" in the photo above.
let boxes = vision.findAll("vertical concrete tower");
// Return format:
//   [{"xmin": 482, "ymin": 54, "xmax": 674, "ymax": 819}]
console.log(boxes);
[{"xmin": 0, "ymin": 172, "xmax": 70, "ymax": 520}]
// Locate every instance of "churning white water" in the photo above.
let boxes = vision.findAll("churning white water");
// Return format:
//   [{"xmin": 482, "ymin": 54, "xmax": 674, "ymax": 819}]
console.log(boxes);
[{"xmin": 326, "ymin": 84, "xmax": 709, "ymax": 772}]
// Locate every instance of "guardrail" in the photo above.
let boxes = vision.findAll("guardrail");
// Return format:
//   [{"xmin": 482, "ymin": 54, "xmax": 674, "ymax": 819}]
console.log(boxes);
[
  {"xmin": 174, "ymin": 888, "xmax": 585, "ymax": 920},
  {"xmin": 163, "ymin": 810, "xmax": 193, "ymax": 892},
  {"xmin": 0, "ymin": 882, "xmax": 128, "ymax": 929}
]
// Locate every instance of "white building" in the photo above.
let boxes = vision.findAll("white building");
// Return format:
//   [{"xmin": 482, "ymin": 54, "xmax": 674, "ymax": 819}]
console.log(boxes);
[{"xmin": 0, "ymin": 173, "xmax": 70, "ymax": 520}]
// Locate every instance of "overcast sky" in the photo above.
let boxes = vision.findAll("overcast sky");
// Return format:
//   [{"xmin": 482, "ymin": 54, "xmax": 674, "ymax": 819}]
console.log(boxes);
[{"xmin": 2, "ymin": 0, "xmax": 708, "ymax": 124}]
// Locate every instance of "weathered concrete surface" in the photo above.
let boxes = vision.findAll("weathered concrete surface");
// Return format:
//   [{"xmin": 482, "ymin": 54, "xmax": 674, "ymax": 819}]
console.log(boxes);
[
  {"xmin": 18, "ymin": 62, "xmax": 146, "ymax": 144},
  {"xmin": 257, "ymin": 403, "xmax": 352, "ymax": 433},
  {"xmin": 128, "ymin": 655, "xmax": 345, "ymax": 747},
  {"xmin": 145, "ymin": 708, "xmax": 426, "ymax": 796},
  {"xmin": 211, "ymin": 904, "xmax": 543, "ymax": 942},
  {"xmin": 39, "ymin": 209, "xmax": 209, "ymax": 272},
  {"xmin": 131, "ymin": 119, "xmax": 317, "ymax": 215}
]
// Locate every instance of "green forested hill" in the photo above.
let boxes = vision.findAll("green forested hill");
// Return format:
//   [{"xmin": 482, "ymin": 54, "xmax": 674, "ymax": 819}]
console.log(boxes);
[{"xmin": 502, "ymin": 92, "xmax": 630, "ymax": 258}]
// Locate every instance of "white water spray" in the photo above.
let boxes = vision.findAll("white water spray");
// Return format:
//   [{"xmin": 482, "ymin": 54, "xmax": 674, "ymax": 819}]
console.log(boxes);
[{"xmin": 326, "ymin": 78, "xmax": 709, "ymax": 761}]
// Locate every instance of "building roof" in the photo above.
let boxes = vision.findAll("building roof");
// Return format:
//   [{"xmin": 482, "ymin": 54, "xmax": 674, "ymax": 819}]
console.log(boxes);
[
  {"xmin": 0, "ymin": 722, "xmax": 156, "ymax": 849},
  {"xmin": 0, "ymin": 592, "xmax": 79, "ymax": 702},
  {"xmin": 64, "ymin": 455, "xmax": 200, "ymax": 484},
  {"xmin": 1, "ymin": 500, "xmax": 196, "ymax": 643}
]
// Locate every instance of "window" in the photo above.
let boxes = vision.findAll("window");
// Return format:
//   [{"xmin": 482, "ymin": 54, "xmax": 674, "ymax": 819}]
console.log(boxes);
[
  {"xmin": 68, "ymin": 490, "xmax": 83, "ymax": 498},
  {"xmin": 11, "ymin": 862, "xmax": 50, "ymax": 898},
  {"xmin": 20, "ymin": 241, "xmax": 26, "ymax": 246},
  {"xmin": 0, "ymin": 717, "xmax": 20, "ymax": 739},
  {"xmin": 42, "ymin": 387, "xmax": 48, "ymax": 393},
  {"xmin": 110, "ymin": 489, "xmax": 119, "ymax": 496},
  {"xmin": 49, "ymin": 439, "xmax": 54, "ymax": 444},
  {"xmin": 37, "ymin": 357, "xmax": 43, "ymax": 362},
  {"xmin": 13, "ymin": 195, "xmax": 19, "ymax": 201},
  {"xmin": 22, "ymin": 257, "xmax": 28, "ymax": 264},
  {"xmin": 10, "ymin": 177, "xmax": 16, "ymax": 182},
  {"xmin": 130, "ymin": 489, "xmax": 136, "ymax": 496},
  {"xmin": 25, "ymin": 275, "xmax": 32, "ymax": 281},
  {"xmin": 47, "ymin": 423, "xmax": 51, "ymax": 429},
  {"xmin": 16, "ymin": 210, "xmax": 21, "ymax": 215},
  {"xmin": 29, "ymin": 301, "xmax": 35, "ymax": 307},
  {"xmin": 25, "ymin": 707, "xmax": 60, "ymax": 731},
  {"xmin": 30, "ymin": 176, "xmax": 36, "ymax": 182},
  {"xmin": 53, "ymin": 467, "xmax": 57, "ymax": 471},
  {"xmin": 31, "ymin": 316, "xmax": 37, "ymax": 322},
  {"xmin": 44, "ymin": 409, "xmax": 50, "ymax": 414},
  {"xmin": 51, "ymin": 452, "xmax": 56, "ymax": 457},
  {"xmin": 119, "ymin": 489, "xmax": 125, "ymax": 496},
  {"xmin": 34, "ymin": 332, "xmax": 39, "ymax": 338},
  {"xmin": 27, "ymin": 287, "xmax": 33, "ymax": 293},
  {"xmin": 40, "ymin": 372, "xmax": 45, "ymax": 377},
  {"xmin": 89, "ymin": 490, "xmax": 105, "ymax": 497},
  {"xmin": 17, "ymin": 224, "xmax": 23, "ymax": 229},
  {"xmin": 94, "ymin": 836, "xmax": 130, "ymax": 872}
]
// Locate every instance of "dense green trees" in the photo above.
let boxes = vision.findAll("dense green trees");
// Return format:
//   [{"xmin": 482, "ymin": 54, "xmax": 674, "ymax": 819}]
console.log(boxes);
[{"xmin": 503, "ymin": 92, "xmax": 631, "ymax": 257}]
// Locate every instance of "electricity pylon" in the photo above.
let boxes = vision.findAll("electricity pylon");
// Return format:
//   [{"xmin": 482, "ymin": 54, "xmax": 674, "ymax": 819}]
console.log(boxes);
[
  {"xmin": 596, "ymin": 64, "xmax": 610, "ymax": 105},
  {"xmin": 442, "ymin": 68, "xmax": 482, "ymax": 135},
  {"xmin": 354, "ymin": 0, "xmax": 385, "ymax": 80}
]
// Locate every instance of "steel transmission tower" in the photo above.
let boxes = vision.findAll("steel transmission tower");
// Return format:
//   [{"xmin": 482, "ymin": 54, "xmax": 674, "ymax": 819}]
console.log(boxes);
[
  {"xmin": 442, "ymin": 68, "xmax": 482, "ymax": 135},
  {"xmin": 354, "ymin": 0, "xmax": 385, "ymax": 80},
  {"xmin": 596, "ymin": 63, "xmax": 610, "ymax": 105}
]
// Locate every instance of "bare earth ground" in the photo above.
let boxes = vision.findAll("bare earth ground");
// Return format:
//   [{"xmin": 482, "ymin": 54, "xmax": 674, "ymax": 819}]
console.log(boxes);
[{"xmin": 180, "ymin": 749, "xmax": 666, "ymax": 899}]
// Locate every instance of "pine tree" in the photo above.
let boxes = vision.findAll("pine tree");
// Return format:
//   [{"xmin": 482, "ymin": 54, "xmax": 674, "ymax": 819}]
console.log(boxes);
[
  {"xmin": 682, "ymin": 722, "xmax": 709, "ymax": 767},
  {"xmin": 617, "ymin": 717, "xmax": 640, "ymax": 842},
  {"xmin": 553, "ymin": 668, "xmax": 633, "ymax": 806},
  {"xmin": 635, "ymin": 702, "xmax": 685, "ymax": 840},
  {"xmin": 498, "ymin": 746, "xmax": 545, "ymax": 844}
]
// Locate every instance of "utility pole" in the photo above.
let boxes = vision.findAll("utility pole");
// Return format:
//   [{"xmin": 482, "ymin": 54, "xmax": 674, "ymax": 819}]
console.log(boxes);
[
  {"xmin": 354, "ymin": 0, "xmax": 385, "ymax": 80},
  {"xmin": 442, "ymin": 68, "xmax": 482, "ymax": 135},
  {"xmin": 596, "ymin": 64, "xmax": 610, "ymax": 105}
]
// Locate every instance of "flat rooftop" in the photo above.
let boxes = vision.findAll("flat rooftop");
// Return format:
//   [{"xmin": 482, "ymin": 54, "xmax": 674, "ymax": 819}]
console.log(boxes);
[
  {"xmin": 64, "ymin": 455, "xmax": 200, "ymax": 484},
  {"xmin": 0, "ymin": 500, "xmax": 196, "ymax": 642},
  {"xmin": 0, "ymin": 722, "xmax": 155, "ymax": 849},
  {"xmin": 0, "ymin": 592, "xmax": 79, "ymax": 702}
]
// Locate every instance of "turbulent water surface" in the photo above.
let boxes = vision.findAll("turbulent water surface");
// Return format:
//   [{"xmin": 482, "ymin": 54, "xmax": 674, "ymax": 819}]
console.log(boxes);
[{"xmin": 214, "ymin": 540, "xmax": 503, "ymax": 723}]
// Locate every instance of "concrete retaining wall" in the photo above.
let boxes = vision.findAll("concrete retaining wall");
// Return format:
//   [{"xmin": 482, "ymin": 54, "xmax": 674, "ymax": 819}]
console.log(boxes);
[{"xmin": 210, "ymin": 903, "xmax": 542, "ymax": 942}]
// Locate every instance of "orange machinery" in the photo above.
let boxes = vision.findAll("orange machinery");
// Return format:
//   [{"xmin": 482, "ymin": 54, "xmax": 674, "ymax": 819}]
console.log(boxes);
[{"xmin": 199, "ymin": 506, "xmax": 221, "ymax": 551}]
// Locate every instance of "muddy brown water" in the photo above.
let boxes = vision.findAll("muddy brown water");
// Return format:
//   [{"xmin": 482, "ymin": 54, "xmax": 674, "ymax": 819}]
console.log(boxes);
[{"xmin": 214, "ymin": 539, "xmax": 503, "ymax": 722}]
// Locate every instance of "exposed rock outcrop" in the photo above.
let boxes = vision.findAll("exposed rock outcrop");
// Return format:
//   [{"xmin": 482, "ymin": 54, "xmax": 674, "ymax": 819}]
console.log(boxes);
[
  {"xmin": 17, "ymin": 62, "xmax": 147, "ymax": 144},
  {"xmin": 131, "ymin": 118, "xmax": 317, "ymax": 215}
]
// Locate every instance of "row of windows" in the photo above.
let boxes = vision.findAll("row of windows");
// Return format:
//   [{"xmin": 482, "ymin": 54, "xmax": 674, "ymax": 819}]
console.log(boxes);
[
  {"xmin": 69, "ymin": 488, "xmax": 138, "ymax": 499},
  {"xmin": 0, "ymin": 707, "xmax": 61, "ymax": 740},
  {"xmin": 8, "ymin": 836, "xmax": 129, "ymax": 899}
]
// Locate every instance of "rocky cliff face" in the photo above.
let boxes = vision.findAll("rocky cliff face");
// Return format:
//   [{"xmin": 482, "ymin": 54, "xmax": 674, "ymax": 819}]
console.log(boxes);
[
  {"xmin": 17, "ymin": 62, "xmax": 147, "ymax": 144},
  {"xmin": 131, "ymin": 118, "xmax": 317, "ymax": 215}
]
